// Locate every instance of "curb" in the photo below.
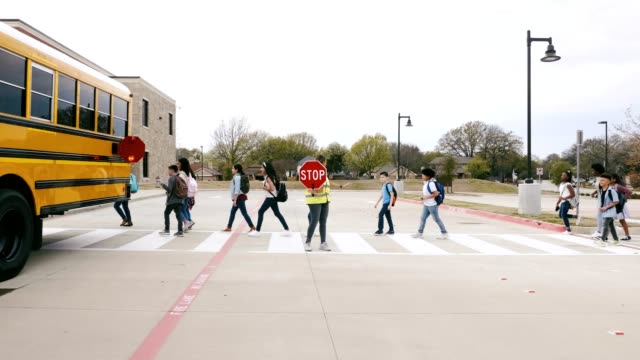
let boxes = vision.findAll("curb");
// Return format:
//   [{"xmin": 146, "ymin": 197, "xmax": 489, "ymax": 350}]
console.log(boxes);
[{"xmin": 398, "ymin": 198, "xmax": 565, "ymax": 232}]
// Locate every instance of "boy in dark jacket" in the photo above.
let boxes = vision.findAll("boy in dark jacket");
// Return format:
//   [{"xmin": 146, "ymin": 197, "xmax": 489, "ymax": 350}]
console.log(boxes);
[{"xmin": 159, "ymin": 165, "xmax": 184, "ymax": 236}]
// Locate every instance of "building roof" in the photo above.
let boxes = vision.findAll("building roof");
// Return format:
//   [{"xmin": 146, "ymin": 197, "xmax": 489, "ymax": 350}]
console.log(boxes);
[
  {"xmin": 374, "ymin": 164, "xmax": 417, "ymax": 176},
  {"xmin": 191, "ymin": 163, "xmax": 221, "ymax": 176}
]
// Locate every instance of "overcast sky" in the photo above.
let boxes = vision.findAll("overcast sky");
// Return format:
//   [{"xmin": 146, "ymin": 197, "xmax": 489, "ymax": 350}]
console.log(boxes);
[{"xmin": 5, "ymin": 0, "xmax": 640, "ymax": 158}]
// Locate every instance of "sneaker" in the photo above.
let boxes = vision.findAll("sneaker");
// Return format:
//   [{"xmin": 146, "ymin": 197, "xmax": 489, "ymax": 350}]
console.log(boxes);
[
  {"xmin": 591, "ymin": 231, "xmax": 602, "ymax": 238},
  {"xmin": 282, "ymin": 230, "xmax": 292, "ymax": 237},
  {"xmin": 304, "ymin": 242, "xmax": 312, "ymax": 252},
  {"xmin": 374, "ymin": 230, "xmax": 384, "ymax": 236},
  {"xmin": 319, "ymin": 242, "xmax": 331, "ymax": 251},
  {"xmin": 411, "ymin": 232, "xmax": 423, "ymax": 239},
  {"xmin": 386, "ymin": 230, "xmax": 395, "ymax": 235},
  {"xmin": 120, "ymin": 220, "xmax": 127, "ymax": 226},
  {"xmin": 174, "ymin": 231, "xmax": 184, "ymax": 237},
  {"xmin": 248, "ymin": 231, "xmax": 261, "ymax": 237},
  {"xmin": 159, "ymin": 229, "xmax": 170, "ymax": 235},
  {"xmin": 123, "ymin": 221, "xmax": 133, "ymax": 227},
  {"xmin": 436, "ymin": 233, "xmax": 449, "ymax": 240},
  {"xmin": 561, "ymin": 230, "xmax": 573, "ymax": 235},
  {"xmin": 621, "ymin": 236, "xmax": 632, "ymax": 241},
  {"xmin": 223, "ymin": 227, "xmax": 232, "ymax": 232},
  {"xmin": 188, "ymin": 221, "xmax": 195, "ymax": 230}
]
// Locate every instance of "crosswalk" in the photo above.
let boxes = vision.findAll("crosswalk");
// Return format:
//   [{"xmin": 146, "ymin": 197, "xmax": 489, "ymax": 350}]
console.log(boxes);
[{"xmin": 41, "ymin": 228, "xmax": 640, "ymax": 256}]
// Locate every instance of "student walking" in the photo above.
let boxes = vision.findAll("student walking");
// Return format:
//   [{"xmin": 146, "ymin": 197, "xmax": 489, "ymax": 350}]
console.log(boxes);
[
  {"xmin": 412, "ymin": 168, "xmax": 448, "ymax": 239},
  {"xmin": 590, "ymin": 163, "xmax": 605, "ymax": 238},
  {"xmin": 224, "ymin": 164, "xmax": 256, "ymax": 234},
  {"xmin": 159, "ymin": 165, "xmax": 184, "ymax": 236},
  {"xmin": 177, "ymin": 158, "xmax": 197, "ymax": 232},
  {"xmin": 304, "ymin": 155, "xmax": 331, "ymax": 251},
  {"xmin": 249, "ymin": 161, "xmax": 290, "ymax": 237},
  {"xmin": 374, "ymin": 171, "xmax": 395, "ymax": 235},
  {"xmin": 555, "ymin": 171, "xmax": 576, "ymax": 235},
  {"xmin": 611, "ymin": 173, "xmax": 633, "ymax": 240},
  {"xmin": 114, "ymin": 173, "xmax": 137, "ymax": 227},
  {"xmin": 596, "ymin": 174, "xmax": 620, "ymax": 246}
]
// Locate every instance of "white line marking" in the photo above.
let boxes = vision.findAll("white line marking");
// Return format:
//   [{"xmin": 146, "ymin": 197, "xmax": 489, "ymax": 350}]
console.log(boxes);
[
  {"xmin": 498, "ymin": 234, "xmax": 581, "ymax": 255},
  {"xmin": 42, "ymin": 228, "xmax": 66, "ymax": 236},
  {"xmin": 448, "ymin": 234, "xmax": 517, "ymax": 255},
  {"xmin": 192, "ymin": 232, "xmax": 232, "ymax": 252},
  {"xmin": 330, "ymin": 232, "xmax": 378, "ymax": 254},
  {"xmin": 547, "ymin": 234, "xmax": 640, "ymax": 255},
  {"xmin": 268, "ymin": 232, "xmax": 305, "ymax": 253},
  {"xmin": 44, "ymin": 229, "xmax": 126, "ymax": 250},
  {"xmin": 389, "ymin": 233, "xmax": 449, "ymax": 255},
  {"xmin": 118, "ymin": 232, "xmax": 176, "ymax": 251}
]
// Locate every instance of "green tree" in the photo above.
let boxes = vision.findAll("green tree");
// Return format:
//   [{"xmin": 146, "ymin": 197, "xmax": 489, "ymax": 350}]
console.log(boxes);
[
  {"xmin": 440, "ymin": 156, "xmax": 457, "ymax": 191},
  {"xmin": 347, "ymin": 133, "xmax": 391, "ymax": 176},
  {"xmin": 549, "ymin": 159, "xmax": 573, "ymax": 185},
  {"xmin": 323, "ymin": 142, "xmax": 349, "ymax": 174},
  {"xmin": 466, "ymin": 156, "xmax": 491, "ymax": 179}
]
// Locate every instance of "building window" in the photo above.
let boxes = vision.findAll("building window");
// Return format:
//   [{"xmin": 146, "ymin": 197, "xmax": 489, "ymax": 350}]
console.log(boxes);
[
  {"xmin": 30, "ymin": 63, "xmax": 53, "ymax": 121},
  {"xmin": 57, "ymin": 73, "xmax": 76, "ymax": 127},
  {"xmin": 142, "ymin": 152, "xmax": 149, "ymax": 178},
  {"xmin": 97, "ymin": 90, "xmax": 111, "ymax": 134},
  {"xmin": 79, "ymin": 82, "xmax": 95, "ymax": 131},
  {"xmin": 168, "ymin": 112, "xmax": 173, "ymax": 135},
  {"xmin": 0, "ymin": 48, "xmax": 26, "ymax": 117},
  {"xmin": 142, "ymin": 99, "xmax": 149, "ymax": 127},
  {"xmin": 113, "ymin": 97, "xmax": 128, "ymax": 137}
]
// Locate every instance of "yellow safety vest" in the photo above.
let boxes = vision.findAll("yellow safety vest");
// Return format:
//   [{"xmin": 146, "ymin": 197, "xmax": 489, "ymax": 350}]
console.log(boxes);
[{"xmin": 305, "ymin": 178, "xmax": 330, "ymax": 204}]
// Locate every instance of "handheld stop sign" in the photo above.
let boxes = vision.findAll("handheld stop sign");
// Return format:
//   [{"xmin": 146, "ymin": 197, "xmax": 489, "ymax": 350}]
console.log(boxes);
[{"xmin": 299, "ymin": 160, "xmax": 327, "ymax": 190}]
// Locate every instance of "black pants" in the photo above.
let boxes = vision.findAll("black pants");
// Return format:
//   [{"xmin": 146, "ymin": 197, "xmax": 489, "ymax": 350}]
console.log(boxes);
[
  {"xmin": 602, "ymin": 217, "xmax": 618, "ymax": 241},
  {"xmin": 307, "ymin": 203, "xmax": 329, "ymax": 243},
  {"xmin": 164, "ymin": 203, "xmax": 183, "ymax": 231},
  {"xmin": 256, "ymin": 197, "xmax": 289, "ymax": 231},
  {"xmin": 227, "ymin": 199, "xmax": 255, "ymax": 228}
]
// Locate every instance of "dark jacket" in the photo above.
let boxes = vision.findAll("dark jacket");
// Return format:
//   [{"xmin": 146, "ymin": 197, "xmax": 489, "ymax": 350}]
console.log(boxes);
[{"xmin": 161, "ymin": 174, "xmax": 184, "ymax": 206}]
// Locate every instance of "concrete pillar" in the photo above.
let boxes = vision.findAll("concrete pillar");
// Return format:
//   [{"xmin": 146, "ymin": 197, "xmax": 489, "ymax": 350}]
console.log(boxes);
[
  {"xmin": 394, "ymin": 180, "xmax": 405, "ymax": 194},
  {"xmin": 518, "ymin": 183, "xmax": 541, "ymax": 215}
]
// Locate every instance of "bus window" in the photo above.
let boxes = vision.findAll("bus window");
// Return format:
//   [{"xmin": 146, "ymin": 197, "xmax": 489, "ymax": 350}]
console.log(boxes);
[
  {"xmin": 79, "ymin": 82, "xmax": 95, "ymax": 131},
  {"xmin": 97, "ymin": 90, "xmax": 111, "ymax": 134},
  {"xmin": 57, "ymin": 73, "xmax": 76, "ymax": 127},
  {"xmin": 113, "ymin": 97, "xmax": 128, "ymax": 137},
  {"xmin": 31, "ymin": 63, "xmax": 53, "ymax": 121},
  {"xmin": 0, "ymin": 48, "xmax": 26, "ymax": 117}
]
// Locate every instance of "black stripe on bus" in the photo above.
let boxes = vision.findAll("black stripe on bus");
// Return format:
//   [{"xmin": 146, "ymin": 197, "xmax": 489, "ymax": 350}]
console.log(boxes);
[
  {"xmin": 0, "ymin": 147, "xmax": 125, "ymax": 163},
  {"xmin": 40, "ymin": 196, "xmax": 126, "ymax": 217},
  {"xmin": 35, "ymin": 177, "xmax": 130, "ymax": 189},
  {"xmin": 0, "ymin": 113, "xmax": 124, "ymax": 142}
]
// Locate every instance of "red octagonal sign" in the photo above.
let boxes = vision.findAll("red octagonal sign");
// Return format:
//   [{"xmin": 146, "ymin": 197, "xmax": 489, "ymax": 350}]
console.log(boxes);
[{"xmin": 299, "ymin": 160, "xmax": 327, "ymax": 190}]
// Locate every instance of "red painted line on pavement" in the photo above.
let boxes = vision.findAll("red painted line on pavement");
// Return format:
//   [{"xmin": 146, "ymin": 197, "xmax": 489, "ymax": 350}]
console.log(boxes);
[
  {"xmin": 129, "ymin": 205, "xmax": 259, "ymax": 360},
  {"xmin": 398, "ymin": 198, "xmax": 565, "ymax": 232}
]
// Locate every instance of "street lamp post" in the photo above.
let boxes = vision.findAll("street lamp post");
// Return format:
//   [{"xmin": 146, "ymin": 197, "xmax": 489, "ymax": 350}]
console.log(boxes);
[
  {"xmin": 526, "ymin": 30, "xmax": 561, "ymax": 183},
  {"xmin": 397, "ymin": 113, "xmax": 413, "ymax": 181},
  {"xmin": 598, "ymin": 121, "xmax": 608, "ymax": 169},
  {"xmin": 200, "ymin": 145, "xmax": 204, "ymax": 181}
]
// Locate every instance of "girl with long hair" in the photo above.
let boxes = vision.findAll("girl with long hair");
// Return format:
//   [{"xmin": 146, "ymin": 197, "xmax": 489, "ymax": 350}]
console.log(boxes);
[
  {"xmin": 177, "ymin": 157, "xmax": 197, "ymax": 231},
  {"xmin": 555, "ymin": 170, "xmax": 576, "ymax": 235},
  {"xmin": 224, "ymin": 164, "xmax": 256, "ymax": 233},
  {"xmin": 249, "ymin": 161, "xmax": 290, "ymax": 237},
  {"xmin": 611, "ymin": 173, "xmax": 632, "ymax": 240}
]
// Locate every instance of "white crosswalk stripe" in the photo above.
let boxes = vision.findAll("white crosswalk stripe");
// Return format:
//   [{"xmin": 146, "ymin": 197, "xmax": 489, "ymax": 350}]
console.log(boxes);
[{"xmin": 41, "ymin": 228, "xmax": 640, "ymax": 256}]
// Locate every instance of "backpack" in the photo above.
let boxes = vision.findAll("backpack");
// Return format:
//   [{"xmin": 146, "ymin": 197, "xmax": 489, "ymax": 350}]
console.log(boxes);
[
  {"xmin": 174, "ymin": 174, "xmax": 189, "ymax": 199},
  {"xmin": 385, "ymin": 183, "xmax": 397, "ymax": 206},
  {"xmin": 275, "ymin": 182, "xmax": 288, "ymax": 202},
  {"xmin": 187, "ymin": 175, "xmax": 198, "ymax": 198},
  {"xmin": 604, "ymin": 188, "xmax": 626, "ymax": 214},
  {"xmin": 130, "ymin": 173, "xmax": 138, "ymax": 194},
  {"xmin": 240, "ymin": 175, "xmax": 250, "ymax": 194},
  {"xmin": 427, "ymin": 180, "xmax": 445, "ymax": 205}
]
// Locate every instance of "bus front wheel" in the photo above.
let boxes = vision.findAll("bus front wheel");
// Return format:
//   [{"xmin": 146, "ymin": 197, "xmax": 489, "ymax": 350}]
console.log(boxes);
[{"xmin": 0, "ymin": 190, "xmax": 34, "ymax": 282}]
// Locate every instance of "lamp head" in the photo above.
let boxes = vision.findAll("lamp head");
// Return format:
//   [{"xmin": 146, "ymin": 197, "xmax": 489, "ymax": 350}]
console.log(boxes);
[
  {"xmin": 598, "ymin": 121, "xmax": 607, "ymax": 125},
  {"xmin": 541, "ymin": 44, "xmax": 561, "ymax": 62},
  {"xmin": 405, "ymin": 119, "xmax": 413, "ymax": 127}
]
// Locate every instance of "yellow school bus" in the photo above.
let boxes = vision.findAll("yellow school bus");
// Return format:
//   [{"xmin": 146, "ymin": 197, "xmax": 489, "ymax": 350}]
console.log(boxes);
[{"xmin": 0, "ymin": 22, "xmax": 144, "ymax": 281}]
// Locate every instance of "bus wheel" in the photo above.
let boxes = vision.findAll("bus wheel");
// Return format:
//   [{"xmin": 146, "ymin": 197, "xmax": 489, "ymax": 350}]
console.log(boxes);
[{"xmin": 0, "ymin": 190, "xmax": 34, "ymax": 282}]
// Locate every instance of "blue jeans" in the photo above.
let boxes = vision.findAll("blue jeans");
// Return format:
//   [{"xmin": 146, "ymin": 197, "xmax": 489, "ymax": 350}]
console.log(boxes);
[
  {"xmin": 307, "ymin": 203, "xmax": 329, "ymax": 243},
  {"xmin": 114, "ymin": 200, "xmax": 131, "ymax": 222},
  {"xmin": 378, "ymin": 203, "xmax": 394, "ymax": 232},
  {"xmin": 227, "ymin": 199, "xmax": 254, "ymax": 228},
  {"xmin": 256, "ymin": 197, "xmax": 289, "ymax": 231},
  {"xmin": 596, "ymin": 210, "xmax": 603, "ymax": 233},
  {"xmin": 558, "ymin": 201, "xmax": 574, "ymax": 230},
  {"xmin": 181, "ymin": 198, "xmax": 192, "ymax": 222},
  {"xmin": 417, "ymin": 205, "xmax": 447, "ymax": 234}
]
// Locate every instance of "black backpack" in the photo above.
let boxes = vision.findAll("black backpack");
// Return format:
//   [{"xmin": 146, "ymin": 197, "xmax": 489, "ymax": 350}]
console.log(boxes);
[
  {"xmin": 275, "ymin": 182, "xmax": 288, "ymax": 202},
  {"xmin": 240, "ymin": 175, "xmax": 250, "ymax": 194},
  {"xmin": 385, "ymin": 183, "xmax": 397, "ymax": 206},
  {"xmin": 602, "ymin": 188, "xmax": 626, "ymax": 214}
]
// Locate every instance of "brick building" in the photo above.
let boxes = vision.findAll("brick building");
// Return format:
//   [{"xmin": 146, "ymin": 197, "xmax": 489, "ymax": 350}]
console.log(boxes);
[{"xmin": 1, "ymin": 19, "xmax": 176, "ymax": 182}]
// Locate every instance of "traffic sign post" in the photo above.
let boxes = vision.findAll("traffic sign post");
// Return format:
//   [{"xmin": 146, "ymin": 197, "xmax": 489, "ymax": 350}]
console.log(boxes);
[
  {"xmin": 299, "ymin": 160, "xmax": 327, "ymax": 191},
  {"xmin": 536, "ymin": 167, "xmax": 543, "ymax": 184}
]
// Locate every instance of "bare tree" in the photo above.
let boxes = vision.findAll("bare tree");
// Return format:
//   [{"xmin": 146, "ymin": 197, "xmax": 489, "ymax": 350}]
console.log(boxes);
[
  {"xmin": 211, "ymin": 118, "xmax": 254, "ymax": 167},
  {"xmin": 436, "ymin": 121, "xmax": 487, "ymax": 157}
]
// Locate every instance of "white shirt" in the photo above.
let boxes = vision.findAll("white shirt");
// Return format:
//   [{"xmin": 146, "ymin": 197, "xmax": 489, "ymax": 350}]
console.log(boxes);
[
  {"xmin": 264, "ymin": 177, "xmax": 277, "ymax": 198},
  {"xmin": 558, "ymin": 182, "xmax": 573, "ymax": 203},
  {"xmin": 423, "ymin": 180, "xmax": 438, "ymax": 207}
]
